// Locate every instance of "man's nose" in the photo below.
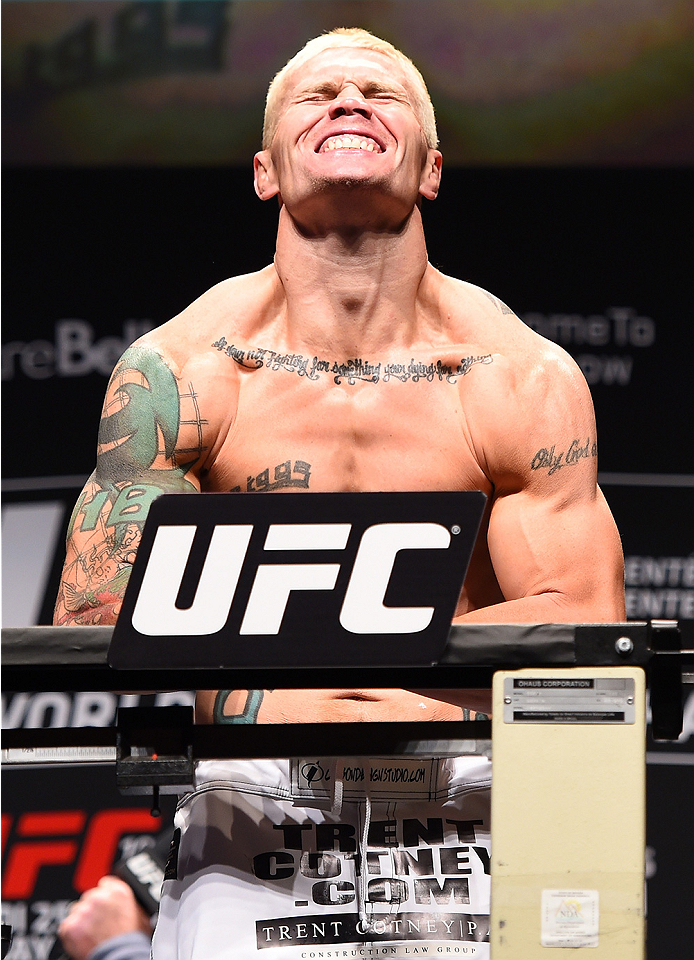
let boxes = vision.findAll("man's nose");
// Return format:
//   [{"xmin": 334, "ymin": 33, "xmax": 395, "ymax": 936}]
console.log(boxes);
[{"xmin": 328, "ymin": 93, "xmax": 373, "ymax": 120}]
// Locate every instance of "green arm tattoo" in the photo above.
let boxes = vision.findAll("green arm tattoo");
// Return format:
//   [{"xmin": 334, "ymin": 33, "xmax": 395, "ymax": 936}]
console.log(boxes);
[
  {"xmin": 55, "ymin": 345, "xmax": 204, "ymax": 626},
  {"xmin": 214, "ymin": 690, "xmax": 269, "ymax": 724},
  {"xmin": 96, "ymin": 344, "xmax": 197, "ymax": 486}
]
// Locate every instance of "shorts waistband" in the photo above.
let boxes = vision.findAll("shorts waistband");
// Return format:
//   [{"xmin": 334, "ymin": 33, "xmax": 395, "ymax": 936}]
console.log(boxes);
[{"xmin": 193, "ymin": 756, "xmax": 491, "ymax": 803}]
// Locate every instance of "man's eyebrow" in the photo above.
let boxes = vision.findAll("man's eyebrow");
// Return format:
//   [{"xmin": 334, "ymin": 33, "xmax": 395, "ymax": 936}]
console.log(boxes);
[
  {"xmin": 295, "ymin": 81, "xmax": 340, "ymax": 97},
  {"xmin": 295, "ymin": 79, "xmax": 408, "ymax": 98},
  {"xmin": 362, "ymin": 80, "xmax": 405, "ymax": 95}
]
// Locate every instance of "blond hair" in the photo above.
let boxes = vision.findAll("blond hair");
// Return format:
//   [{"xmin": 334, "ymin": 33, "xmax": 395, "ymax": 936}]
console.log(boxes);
[{"xmin": 262, "ymin": 28, "xmax": 438, "ymax": 150}]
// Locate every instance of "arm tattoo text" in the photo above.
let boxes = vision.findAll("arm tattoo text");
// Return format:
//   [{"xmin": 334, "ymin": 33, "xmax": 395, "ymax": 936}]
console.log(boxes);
[{"xmin": 531, "ymin": 438, "xmax": 598, "ymax": 476}]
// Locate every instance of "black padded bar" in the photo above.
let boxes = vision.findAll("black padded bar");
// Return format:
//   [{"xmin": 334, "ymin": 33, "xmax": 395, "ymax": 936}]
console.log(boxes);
[
  {"xmin": 3, "ymin": 666, "xmax": 499, "ymax": 693},
  {"xmin": 442, "ymin": 622, "xmax": 654, "ymax": 665},
  {"xmin": 2, "ymin": 720, "xmax": 492, "ymax": 760},
  {"xmin": 3, "ymin": 625, "xmax": 112, "ymax": 666},
  {"xmin": 4, "ymin": 623, "xmax": 691, "ymax": 695},
  {"xmin": 2, "ymin": 623, "xmax": 650, "ymax": 667}
]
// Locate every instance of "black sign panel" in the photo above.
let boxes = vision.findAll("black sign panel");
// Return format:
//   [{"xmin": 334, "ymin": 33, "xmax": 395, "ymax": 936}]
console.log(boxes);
[{"xmin": 109, "ymin": 491, "xmax": 485, "ymax": 670}]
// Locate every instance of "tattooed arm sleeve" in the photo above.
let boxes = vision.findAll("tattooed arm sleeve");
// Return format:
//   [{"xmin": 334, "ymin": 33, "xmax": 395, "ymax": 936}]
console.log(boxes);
[{"xmin": 53, "ymin": 344, "xmax": 204, "ymax": 626}]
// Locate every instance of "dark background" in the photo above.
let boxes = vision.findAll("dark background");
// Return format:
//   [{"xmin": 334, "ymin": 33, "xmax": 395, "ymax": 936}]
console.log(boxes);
[{"xmin": 3, "ymin": 166, "xmax": 692, "ymax": 479}]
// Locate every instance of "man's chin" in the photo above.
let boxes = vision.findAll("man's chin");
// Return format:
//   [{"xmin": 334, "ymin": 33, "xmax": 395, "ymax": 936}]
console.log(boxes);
[
  {"xmin": 285, "ymin": 178, "xmax": 415, "ymax": 234},
  {"xmin": 312, "ymin": 172, "xmax": 386, "ymax": 192}
]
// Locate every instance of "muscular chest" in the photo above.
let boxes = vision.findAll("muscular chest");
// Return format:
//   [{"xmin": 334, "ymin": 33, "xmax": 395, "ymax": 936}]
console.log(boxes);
[{"xmin": 205, "ymin": 353, "xmax": 490, "ymax": 495}]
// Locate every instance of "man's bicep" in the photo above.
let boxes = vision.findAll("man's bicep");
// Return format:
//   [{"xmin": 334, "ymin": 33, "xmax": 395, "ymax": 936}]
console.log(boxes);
[
  {"xmin": 486, "ymin": 484, "xmax": 625, "ymax": 619},
  {"xmin": 54, "ymin": 343, "xmax": 204, "ymax": 626},
  {"xmin": 478, "ymin": 346, "xmax": 624, "ymax": 619}
]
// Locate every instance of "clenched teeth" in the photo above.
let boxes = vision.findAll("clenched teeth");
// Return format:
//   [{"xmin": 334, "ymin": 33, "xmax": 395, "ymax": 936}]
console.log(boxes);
[{"xmin": 320, "ymin": 135, "xmax": 382, "ymax": 153}]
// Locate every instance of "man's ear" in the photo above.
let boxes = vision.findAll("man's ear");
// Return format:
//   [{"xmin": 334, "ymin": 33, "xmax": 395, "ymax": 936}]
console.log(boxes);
[
  {"xmin": 419, "ymin": 149, "xmax": 442, "ymax": 201},
  {"xmin": 254, "ymin": 150, "xmax": 280, "ymax": 200}
]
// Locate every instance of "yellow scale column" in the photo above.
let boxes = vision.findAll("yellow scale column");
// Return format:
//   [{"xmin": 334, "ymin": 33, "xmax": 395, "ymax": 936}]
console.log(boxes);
[{"xmin": 490, "ymin": 666, "xmax": 646, "ymax": 959}]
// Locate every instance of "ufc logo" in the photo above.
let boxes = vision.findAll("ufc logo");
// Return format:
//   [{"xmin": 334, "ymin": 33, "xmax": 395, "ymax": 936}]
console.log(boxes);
[
  {"xmin": 132, "ymin": 522, "xmax": 450, "ymax": 637},
  {"xmin": 1, "ymin": 809, "xmax": 156, "ymax": 899}
]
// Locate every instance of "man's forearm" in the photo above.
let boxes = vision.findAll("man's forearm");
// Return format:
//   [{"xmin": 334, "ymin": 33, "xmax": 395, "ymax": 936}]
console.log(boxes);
[
  {"xmin": 55, "ymin": 608, "xmax": 120, "ymax": 627},
  {"xmin": 455, "ymin": 591, "xmax": 625, "ymax": 624}
]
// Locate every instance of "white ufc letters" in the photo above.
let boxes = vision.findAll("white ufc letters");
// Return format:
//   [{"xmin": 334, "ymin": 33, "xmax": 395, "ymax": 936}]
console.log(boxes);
[
  {"xmin": 131, "ymin": 521, "xmax": 451, "ymax": 637},
  {"xmin": 339, "ymin": 522, "xmax": 451, "ymax": 633},
  {"xmin": 239, "ymin": 523, "xmax": 350, "ymax": 634},
  {"xmin": 132, "ymin": 524, "xmax": 253, "ymax": 636}
]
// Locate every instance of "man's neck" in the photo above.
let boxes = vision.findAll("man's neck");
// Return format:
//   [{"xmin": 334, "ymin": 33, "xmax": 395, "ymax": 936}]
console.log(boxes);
[{"xmin": 272, "ymin": 204, "xmax": 432, "ymax": 355}]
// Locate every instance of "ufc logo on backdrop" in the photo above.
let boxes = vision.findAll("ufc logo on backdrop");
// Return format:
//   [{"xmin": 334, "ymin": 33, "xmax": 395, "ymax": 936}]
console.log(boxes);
[
  {"xmin": 1, "ymin": 808, "xmax": 156, "ymax": 899},
  {"xmin": 110, "ymin": 491, "xmax": 485, "ymax": 669}
]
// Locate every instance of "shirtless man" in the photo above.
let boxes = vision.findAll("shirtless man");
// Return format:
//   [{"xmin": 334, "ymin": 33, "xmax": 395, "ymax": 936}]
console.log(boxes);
[{"xmin": 54, "ymin": 28, "xmax": 625, "ymax": 958}]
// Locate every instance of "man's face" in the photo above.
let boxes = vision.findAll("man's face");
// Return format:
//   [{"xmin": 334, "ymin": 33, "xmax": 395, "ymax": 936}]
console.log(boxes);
[{"xmin": 254, "ymin": 47, "xmax": 441, "ymax": 224}]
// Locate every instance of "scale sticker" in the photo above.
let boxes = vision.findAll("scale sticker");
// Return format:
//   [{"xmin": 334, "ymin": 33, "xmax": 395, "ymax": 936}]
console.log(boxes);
[
  {"xmin": 541, "ymin": 889, "xmax": 599, "ymax": 948},
  {"xmin": 503, "ymin": 677, "xmax": 635, "ymax": 724}
]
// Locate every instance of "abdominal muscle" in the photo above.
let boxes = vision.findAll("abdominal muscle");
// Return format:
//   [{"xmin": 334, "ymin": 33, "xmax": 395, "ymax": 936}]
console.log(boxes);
[{"xmin": 195, "ymin": 687, "xmax": 491, "ymax": 723}]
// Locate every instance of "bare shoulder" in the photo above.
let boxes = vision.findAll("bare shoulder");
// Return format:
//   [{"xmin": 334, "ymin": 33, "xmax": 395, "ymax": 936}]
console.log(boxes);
[
  {"xmin": 432, "ymin": 270, "xmax": 589, "ymax": 399},
  {"xmin": 96, "ymin": 267, "xmax": 279, "ymax": 474},
  {"xmin": 136, "ymin": 265, "xmax": 279, "ymax": 372},
  {"xmin": 429, "ymin": 271, "xmax": 597, "ymax": 479}
]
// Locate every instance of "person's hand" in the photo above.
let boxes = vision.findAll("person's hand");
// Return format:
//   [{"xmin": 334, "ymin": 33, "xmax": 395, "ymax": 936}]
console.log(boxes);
[{"xmin": 58, "ymin": 876, "xmax": 151, "ymax": 960}]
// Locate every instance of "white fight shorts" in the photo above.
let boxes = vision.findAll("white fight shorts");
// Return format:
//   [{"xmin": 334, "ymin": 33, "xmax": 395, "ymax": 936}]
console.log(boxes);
[{"xmin": 153, "ymin": 756, "xmax": 491, "ymax": 959}]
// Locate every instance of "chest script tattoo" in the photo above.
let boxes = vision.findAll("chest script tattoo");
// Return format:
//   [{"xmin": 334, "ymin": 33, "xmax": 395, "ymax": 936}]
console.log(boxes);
[
  {"xmin": 212, "ymin": 337, "xmax": 492, "ymax": 385},
  {"xmin": 531, "ymin": 438, "xmax": 598, "ymax": 476}
]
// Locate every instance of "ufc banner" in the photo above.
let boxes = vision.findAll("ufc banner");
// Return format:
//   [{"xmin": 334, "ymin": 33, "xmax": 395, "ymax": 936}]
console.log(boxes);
[
  {"xmin": 1, "ymin": 763, "xmax": 174, "ymax": 960},
  {"xmin": 109, "ymin": 491, "xmax": 485, "ymax": 670}
]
